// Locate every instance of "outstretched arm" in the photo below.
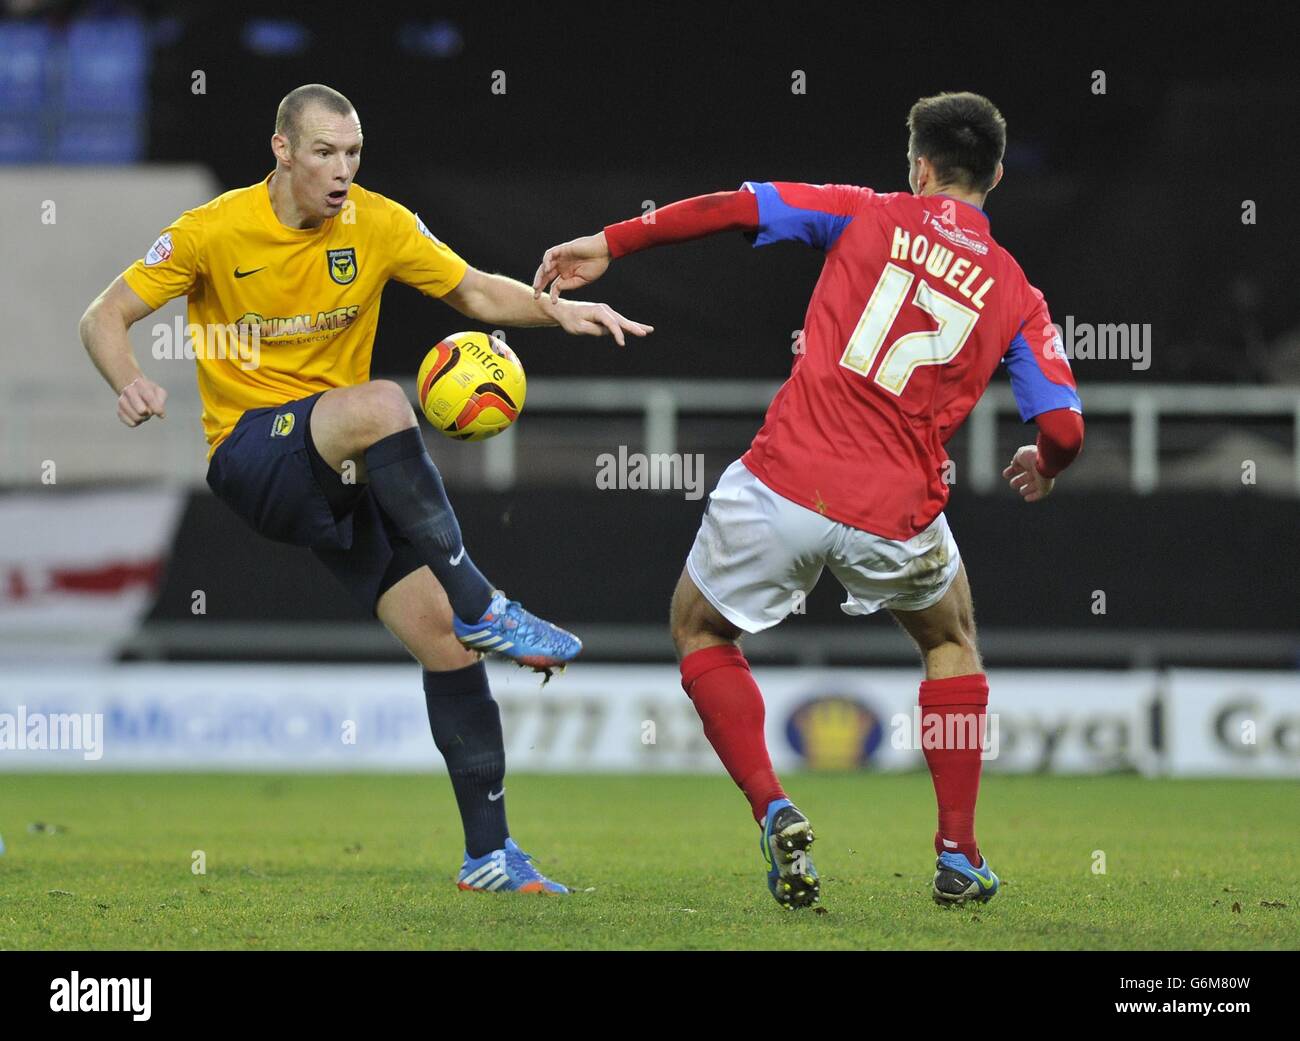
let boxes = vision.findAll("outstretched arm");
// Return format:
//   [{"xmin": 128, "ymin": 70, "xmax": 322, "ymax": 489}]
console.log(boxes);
[
  {"xmin": 532, "ymin": 189, "xmax": 760, "ymax": 302},
  {"xmin": 443, "ymin": 267, "xmax": 652, "ymax": 347}
]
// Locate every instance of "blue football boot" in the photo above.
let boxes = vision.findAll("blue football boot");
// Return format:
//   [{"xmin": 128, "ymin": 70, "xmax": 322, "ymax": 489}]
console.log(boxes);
[
  {"xmin": 760, "ymin": 798, "xmax": 820, "ymax": 909},
  {"xmin": 932, "ymin": 850, "xmax": 1000, "ymax": 905},
  {"xmin": 453, "ymin": 590, "xmax": 582, "ymax": 677},
  {"xmin": 456, "ymin": 838, "xmax": 570, "ymax": 895}
]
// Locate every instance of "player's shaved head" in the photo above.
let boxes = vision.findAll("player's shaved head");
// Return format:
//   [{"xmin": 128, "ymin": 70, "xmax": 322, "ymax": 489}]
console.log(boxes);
[
  {"xmin": 907, "ymin": 92, "xmax": 1006, "ymax": 194},
  {"xmin": 276, "ymin": 84, "xmax": 357, "ymax": 148},
  {"xmin": 268, "ymin": 84, "xmax": 362, "ymax": 227}
]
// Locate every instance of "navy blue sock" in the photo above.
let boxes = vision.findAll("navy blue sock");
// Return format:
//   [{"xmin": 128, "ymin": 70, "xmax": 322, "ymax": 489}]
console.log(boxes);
[
  {"xmin": 364, "ymin": 427, "xmax": 493, "ymax": 623},
  {"xmin": 423, "ymin": 661, "xmax": 508, "ymax": 858}
]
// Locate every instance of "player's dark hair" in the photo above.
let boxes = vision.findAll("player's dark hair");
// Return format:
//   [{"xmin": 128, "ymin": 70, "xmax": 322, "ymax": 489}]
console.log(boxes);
[
  {"xmin": 906, "ymin": 92, "xmax": 1006, "ymax": 193},
  {"xmin": 275, "ymin": 84, "xmax": 356, "ymax": 148}
]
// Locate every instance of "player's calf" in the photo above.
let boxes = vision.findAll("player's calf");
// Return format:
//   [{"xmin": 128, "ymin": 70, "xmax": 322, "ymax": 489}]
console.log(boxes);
[
  {"xmin": 892, "ymin": 564, "xmax": 994, "ymax": 902},
  {"xmin": 672, "ymin": 572, "xmax": 821, "ymax": 908},
  {"xmin": 314, "ymin": 383, "xmax": 498, "ymax": 626}
]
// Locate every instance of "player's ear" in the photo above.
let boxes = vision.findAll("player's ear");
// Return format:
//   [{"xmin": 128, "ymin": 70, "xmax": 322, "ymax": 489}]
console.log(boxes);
[
  {"xmin": 271, "ymin": 132, "xmax": 291, "ymax": 166},
  {"xmin": 989, "ymin": 162, "xmax": 1004, "ymax": 192}
]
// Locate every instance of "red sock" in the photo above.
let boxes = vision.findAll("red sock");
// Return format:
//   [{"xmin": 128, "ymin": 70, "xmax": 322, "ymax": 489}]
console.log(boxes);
[
  {"xmin": 919, "ymin": 673, "xmax": 989, "ymax": 866},
  {"xmin": 680, "ymin": 645, "xmax": 785, "ymax": 823}
]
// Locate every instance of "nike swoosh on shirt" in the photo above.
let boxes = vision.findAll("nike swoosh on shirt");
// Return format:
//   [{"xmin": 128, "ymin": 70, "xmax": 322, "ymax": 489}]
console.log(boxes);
[
  {"xmin": 449, "ymin": 547, "xmax": 466, "ymax": 566},
  {"xmin": 234, "ymin": 266, "xmax": 266, "ymax": 279}
]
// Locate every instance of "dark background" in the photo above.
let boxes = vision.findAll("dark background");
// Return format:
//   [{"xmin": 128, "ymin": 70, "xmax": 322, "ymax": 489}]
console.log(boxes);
[
  {"xmin": 149, "ymin": 488, "xmax": 1299, "ymax": 641},
  {"xmin": 138, "ymin": 1, "xmax": 1300, "ymax": 384},
  {"xmin": 11, "ymin": 1, "xmax": 1295, "ymax": 660}
]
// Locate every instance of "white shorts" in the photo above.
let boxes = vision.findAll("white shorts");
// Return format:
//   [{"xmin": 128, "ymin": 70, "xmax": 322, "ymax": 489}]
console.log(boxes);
[{"xmin": 686, "ymin": 460, "xmax": 962, "ymax": 633}]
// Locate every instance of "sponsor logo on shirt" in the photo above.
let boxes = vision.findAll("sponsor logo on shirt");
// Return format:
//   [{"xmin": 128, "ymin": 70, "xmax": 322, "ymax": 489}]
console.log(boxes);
[
  {"xmin": 925, "ymin": 213, "xmax": 988, "ymax": 255},
  {"xmin": 143, "ymin": 232, "xmax": 173, "ymax": 266},
  {"xmin": 233, "ymin": 306, "xmax": 360, "ymax": 341}
]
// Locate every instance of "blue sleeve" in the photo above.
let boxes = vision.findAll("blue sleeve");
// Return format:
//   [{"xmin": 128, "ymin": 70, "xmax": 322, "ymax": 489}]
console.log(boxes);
[
  {"xmin": 1002, "ymin": 329, "xmax": 1083, "ymax": 422},
  {"xmin": 741, "ymin": 181, "xmax": 853, "ymax": 251}
]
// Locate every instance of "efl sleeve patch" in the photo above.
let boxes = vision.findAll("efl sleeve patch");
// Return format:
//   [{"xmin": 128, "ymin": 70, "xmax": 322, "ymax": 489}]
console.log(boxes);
[
  {"xmin": 414, "ymin": 213, "xmax": 442, "ymax": 244},
  {"xmin": 120, "ymin": 209, "xmax": 203, "ymax": 310},
  {"xmin": 388, "ymin": 200, "xmax": 469, "ymax": 298},
  {"xmin": 144, "ymin": 232, "xmax": 174, "ymax": 266}
]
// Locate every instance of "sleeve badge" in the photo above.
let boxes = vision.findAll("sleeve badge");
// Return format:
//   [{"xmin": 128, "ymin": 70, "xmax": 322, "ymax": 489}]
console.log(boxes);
[
  {"xmin": 144, "ymin": 232, "xmax": 174, "ymax": 267},
  {"xmin": 414, "ymin": 213, "xmax": 441, "ymax": 244}
]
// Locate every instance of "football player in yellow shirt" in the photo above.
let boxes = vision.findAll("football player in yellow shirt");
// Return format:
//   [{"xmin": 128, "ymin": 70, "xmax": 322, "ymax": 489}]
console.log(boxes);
[{"xmin": 79, "ymin": 84, "xmax": 652, "ymax": 895}]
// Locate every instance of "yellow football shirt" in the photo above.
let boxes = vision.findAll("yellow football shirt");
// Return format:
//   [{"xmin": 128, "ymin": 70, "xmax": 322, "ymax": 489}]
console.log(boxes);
[{"xmin": 121, "ymin": 173, "xmax": 469, "ymax": 456}]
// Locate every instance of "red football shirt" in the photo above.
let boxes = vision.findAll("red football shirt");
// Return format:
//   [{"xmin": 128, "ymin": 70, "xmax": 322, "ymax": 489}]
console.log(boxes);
[{"xmin": 734, "ymin": 182, "xmax": 1081, "ymax": 540}]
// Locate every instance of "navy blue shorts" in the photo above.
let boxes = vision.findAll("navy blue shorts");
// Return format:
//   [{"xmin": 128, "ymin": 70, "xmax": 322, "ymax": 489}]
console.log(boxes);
[{"xmin": 205, "ymin": 392, "xmax": 424, "ymax": 614}]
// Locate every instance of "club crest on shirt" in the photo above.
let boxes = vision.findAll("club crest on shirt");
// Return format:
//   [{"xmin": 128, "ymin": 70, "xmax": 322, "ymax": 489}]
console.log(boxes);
[
  {"xmin": 144, "ymin": 232, "xmax": 173, "ymax": 266},
  {"xmin": 270, "ymin": 412, "xmax": 295, "ymax": 438},
  {"xmin": 327, "ymin": 247, "xmax": 357, "ymax": 285}
]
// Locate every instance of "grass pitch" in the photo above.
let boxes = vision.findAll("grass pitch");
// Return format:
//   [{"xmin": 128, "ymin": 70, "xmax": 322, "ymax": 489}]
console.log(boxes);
[{"xmin": 1, "ymin": 772, "xmax": 1295, "ymax": 950}]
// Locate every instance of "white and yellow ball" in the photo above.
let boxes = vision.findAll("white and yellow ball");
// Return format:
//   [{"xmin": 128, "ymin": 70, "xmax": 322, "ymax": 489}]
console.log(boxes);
[{"xmin": 416, "ymin": 331, "xmax": 526, "ymax": 441}]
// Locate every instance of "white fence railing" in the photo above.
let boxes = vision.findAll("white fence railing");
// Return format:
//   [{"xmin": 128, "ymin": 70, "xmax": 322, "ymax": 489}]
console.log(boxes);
[
  {"xmin": 404, "ymin": 379, "xmax": 1300, "ymax": 495},
  {"xmin": 3, "ymin": 380, "xmax": 1298, "ymax": 493},
  {"xmin": 113, "ymin": 620, "xmax": 1300, "ymax": 669}
]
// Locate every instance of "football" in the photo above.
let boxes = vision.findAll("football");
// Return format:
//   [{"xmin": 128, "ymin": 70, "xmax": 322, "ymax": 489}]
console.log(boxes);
[{"xmin": 416, "ymin": 331, "xmax": 526, "ymax": 441}]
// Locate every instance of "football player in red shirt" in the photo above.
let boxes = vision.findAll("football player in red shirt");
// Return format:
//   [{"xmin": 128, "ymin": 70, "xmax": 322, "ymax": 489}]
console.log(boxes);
[{"xmin": 534, "ymin": 92, "xmax": 1083, "ymax": 909}]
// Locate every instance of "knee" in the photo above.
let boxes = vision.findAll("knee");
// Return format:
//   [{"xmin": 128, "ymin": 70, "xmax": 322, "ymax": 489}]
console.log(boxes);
[
  {"xmin": 917, "ymin": 617, "xmax": 980, "ymax": 676},
  {"xmin": 903, "ymin": 595, "xmax": 974, "ymax": 653},
  {"xmin": 668, "ymin": 595, "xmax": 696, "ymax": 656},
  {"xmin": 669, "ymin": 613, "xmax": 697, "ymax": 656},
  {"xmin": 669, "ymin": 581, "xmax": 699, "ymax": 651},
  {"xmin": 920, "ymin": 618, "xmax": 977, "ymax": 658},
  {"xmin": 325, "ymin": 380, "xmax": 417, "ymax": 450},
  {"xmin": 949, "ymin": 603, "xmax": 977, "ymax": 649},
  {"xmin": 669, "ymin": 591, "xmax": 735, "ymax": 658},
  {"xmin": 363, "ymin": 380, "xmax": 417, "ymax": 436}
]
